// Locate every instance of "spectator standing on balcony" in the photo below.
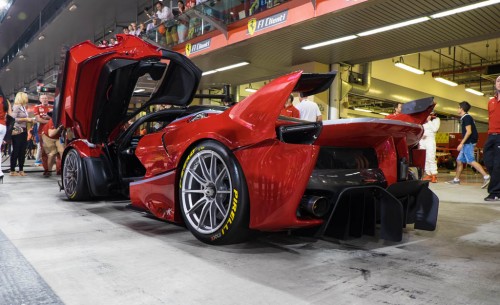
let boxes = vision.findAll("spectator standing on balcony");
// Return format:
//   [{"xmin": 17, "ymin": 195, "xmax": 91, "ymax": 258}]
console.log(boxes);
[
  {"xmin": 154, "ymin": 1, "xmax": 177, "ymax": 45},
  {"xmin": 177, "ymin": 1, "xmax": 189, "ymax": 43},
  {"xmin": 446, "ymin": 101, "xmax": 490, "ymax": 187},
  {"xmin": 419, "ymin": 112, "xmax": 440, "ymax": 183},
  {"xmin": 34, "ymin": 94, "xmax": 53, "ymax": 176},
  {"xmin": 483, "ymin": 75, "xmax": 500, "ymax": 201},
  {"xmin": 296, "ymin": 95, "xmax": 322, "ymax": 122}
]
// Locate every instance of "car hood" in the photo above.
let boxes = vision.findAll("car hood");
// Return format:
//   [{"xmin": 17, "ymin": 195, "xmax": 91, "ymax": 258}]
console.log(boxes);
[{"xmin": 53, "ymin": 35, "xmax": 201, "ymax": 143}]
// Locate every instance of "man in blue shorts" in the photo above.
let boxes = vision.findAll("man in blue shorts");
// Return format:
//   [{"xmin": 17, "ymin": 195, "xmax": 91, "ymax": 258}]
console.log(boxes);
[{"xmin": 447, "ymin": 101, "xmax": 490, "ymax": 187}]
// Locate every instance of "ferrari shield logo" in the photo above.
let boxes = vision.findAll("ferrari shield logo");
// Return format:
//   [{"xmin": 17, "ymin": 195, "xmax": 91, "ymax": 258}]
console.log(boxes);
[
  {"xmin": 185, "ymin": 43, "xmax": 192, "ymax": 57},
  {"xmin": 248, "ymin": 18, "xmax": 257, "ymax": 36}
]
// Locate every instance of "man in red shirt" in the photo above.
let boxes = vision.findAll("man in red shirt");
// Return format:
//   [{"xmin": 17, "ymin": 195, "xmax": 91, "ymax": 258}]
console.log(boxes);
[
  {"xmin": 41, "ymin": 118, "xmax": 64, "ymax": 177},
  {"xmin": 33, "ymin": 94, "xmax": 53, "ymax": 176},
  {"xmin": 385, "ymin": 103, "xmax": 402, "ymax": 119},
  {"xmin": 483, "ymin": 75, "xmax": 500, "ymax": 201},
  {"xmin": 280, "ymin": 95, "xmax": 300, "ymax": 118}
]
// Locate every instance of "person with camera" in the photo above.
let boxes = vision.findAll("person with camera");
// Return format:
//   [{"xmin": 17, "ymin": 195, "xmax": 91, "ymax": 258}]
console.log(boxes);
[
  {"xmin": 446, "ymin": 101, "xmax": 490, "ymax": 187},
  {"xmin": 41, "ymin": 116, "xmax": 65, "ymax": 177},
  {"xmin": 419, "ymin": 112, "xmax": 440, "ymax": 183}
]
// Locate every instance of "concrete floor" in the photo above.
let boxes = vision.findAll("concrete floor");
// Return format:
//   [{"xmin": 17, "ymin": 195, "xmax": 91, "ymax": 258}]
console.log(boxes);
[{"xmin": 1, "ymin": 167, "xmax": 499, "ymax": 305}]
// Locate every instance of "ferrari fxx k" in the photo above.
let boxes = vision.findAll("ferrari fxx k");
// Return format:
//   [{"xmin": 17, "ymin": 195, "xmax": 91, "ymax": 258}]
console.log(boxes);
[{"xmin": 54, "ymin": 35, "xmax": 439, "ymax": 245}]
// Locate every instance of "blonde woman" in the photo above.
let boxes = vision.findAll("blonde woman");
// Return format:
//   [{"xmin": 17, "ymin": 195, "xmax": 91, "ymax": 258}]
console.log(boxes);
[{"xmin": 10, "ymin": 92, "xmax": 34, "ymax": 176}]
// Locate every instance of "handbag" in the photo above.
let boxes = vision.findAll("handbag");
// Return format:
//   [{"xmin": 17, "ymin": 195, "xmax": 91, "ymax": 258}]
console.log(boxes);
[{"xmin": 11, "ymin": 126, "xmax": 23, "ymax": 136}]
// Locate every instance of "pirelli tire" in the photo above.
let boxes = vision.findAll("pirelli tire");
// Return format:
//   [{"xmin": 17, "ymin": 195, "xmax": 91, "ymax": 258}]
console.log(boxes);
[
  {"xmin": 179, "ymin": 140, "xmax": 251, "ymax": 245},
  {"xmin": 62, "ymin": 148, "xmax": 90, "ymax": 201}
]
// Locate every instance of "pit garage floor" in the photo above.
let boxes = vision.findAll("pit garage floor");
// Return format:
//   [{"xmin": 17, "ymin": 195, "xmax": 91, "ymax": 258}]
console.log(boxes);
[{"xmin": 0, "ymin": 165, "xmax": 499, "ymax": 305}]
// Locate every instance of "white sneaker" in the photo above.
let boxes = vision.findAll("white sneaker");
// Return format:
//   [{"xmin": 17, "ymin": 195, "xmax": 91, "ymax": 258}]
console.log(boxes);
[{"xmin": 481, "ymin": 176, "xmax": 491, "ymax": 189}]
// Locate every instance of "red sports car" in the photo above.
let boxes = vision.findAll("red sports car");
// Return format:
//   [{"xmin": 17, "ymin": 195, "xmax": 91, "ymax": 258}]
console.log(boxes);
[{"xmin": 54, "ymin": 35, "xmax": 438, "ymax": 245}]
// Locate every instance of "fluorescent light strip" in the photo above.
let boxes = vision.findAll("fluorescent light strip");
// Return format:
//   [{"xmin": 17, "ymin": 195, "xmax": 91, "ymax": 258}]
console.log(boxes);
[
  {"xmin": 354, "ymin": 108, "xmax": 373, "ymax": 113},
  {"xmin": 216, "ymin": 61, "xmax": 249, "ymax": 72},
  {"xmin": 394, "ymin": 62, "xmax": 424, "ymax": 75},
  {"xmin": 302, "ymin": 35, "xmax": 358, "ymax": 50},
  {"xmin": 202, "ymin": 70, "xmax": 217, "ymax": 76},
  {"xmin": 379, "ymin": 112, "xmax": 390, "ymax": 116},
  {"xmin": 434, "ymin": 77, "xmax": 458, "ymax": 87},
  {"xmin": 202, "ymin": 62, "xmax": 249, "ymax": 76},
  {"xmin": 465, "ymin": 88, "xmax": 485, "ymax": 96},
  {"xmin": 245, "ymin": 88, "xmax": 257, "ymax": 93},
  {"xmin": 431, "ymin": 0, "xmax": 500, "ymax": 18},
  {"xmin": 357, "ymin": 17, "xmax": 430, "ymax": 36}
]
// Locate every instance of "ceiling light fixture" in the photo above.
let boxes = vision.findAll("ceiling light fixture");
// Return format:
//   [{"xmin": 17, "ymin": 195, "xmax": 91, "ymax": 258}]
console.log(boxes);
[
  {"xmin": 434, "ymin": 77, "xmax": 458, "ymax": 87},
  {"xmin": 395, "ymin": 61, "xmax": 424, "ymax": 75},
  {"xmin": 465, "ymin": 88, "xmax": 485, "ymax": 96},
  {"xmin": 245, "ymin": 84, "xmax": 257, "ymax": 93},
  {"xmin": 357, "ymin": 17, "xmax": 430, "ymax": 37},
  {"xmin": 134, "ymin": 88, "xmax": 145, "ymax": 93},
  {"xmin": 302, "ymin": 35, "xmax": 358, "ymax": 50},
  {"xmin": 69, "ymin": 4, "xmax": 78, "ymax": 11},
  {"xmin": 431, "ymin": 0, "xmax": 500, "ymax": 19},
  {"xmin": 354, "ymin": 108, "xmax": 373, "ymax": 113},
  {"xmin": 394, "ymin": 55, "xmax": 424, "ymax": 75},
  {"xmin": 215, "ymin": 61, "xmax": 249, "ymax": 72},
  {"xmin": 201, "ymin": 62, "xmax": 250, "ymax": 76},
  {"xmin": 379, "ymin": 112, "xmax": 390, "ymax": 116},
  {"xmin": 202, "ymin": 70, "xmax": 217, "ymax": 76}
]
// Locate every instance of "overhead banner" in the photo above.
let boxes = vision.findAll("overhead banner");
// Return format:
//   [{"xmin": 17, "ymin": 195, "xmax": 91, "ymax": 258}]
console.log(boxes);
[
  {"xmin": 185, "ymin": 39, "xmax": 211, "ymax": 57},
  {"xmin": 248, "ymin": 10, "xmax": 288, "ymax": 36}
]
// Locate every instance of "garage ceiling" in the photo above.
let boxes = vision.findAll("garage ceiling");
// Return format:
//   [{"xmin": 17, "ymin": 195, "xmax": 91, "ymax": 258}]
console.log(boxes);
[{"xmin": 0, "ymin": 0, "xmax": 499, "ymax": 99}]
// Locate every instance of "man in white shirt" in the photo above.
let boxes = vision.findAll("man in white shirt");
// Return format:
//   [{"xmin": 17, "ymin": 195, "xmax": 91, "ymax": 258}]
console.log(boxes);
[
  {"xmin": 295, "ymin": 96, "xmax": 322, "ymax": 122},
  {"xmin": 155, "ymin": 1, "xmax": 174, "ymax": 21}
]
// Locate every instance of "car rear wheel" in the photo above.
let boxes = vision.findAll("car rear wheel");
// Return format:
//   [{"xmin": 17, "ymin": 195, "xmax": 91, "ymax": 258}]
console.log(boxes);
[
  {"xmin": 63, "ymin": 149, "xmax": 90, "ymax": 201},
  {"xmin": 179, "ymin": 140, "xmax": 250, "ymax": 245}
]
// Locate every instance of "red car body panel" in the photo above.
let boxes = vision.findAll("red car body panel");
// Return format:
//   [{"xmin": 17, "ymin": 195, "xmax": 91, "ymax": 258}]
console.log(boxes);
[
  {"xmin": 59, "ymin": 35, "xmax": 161, "ymax": 139},
  {"xmin": 68, "ymin": 139, "xmax": 104, "ymax": 158},
  {"xmin": 234, "ymin": 140, "xmax": 323, "ymax": 230}
]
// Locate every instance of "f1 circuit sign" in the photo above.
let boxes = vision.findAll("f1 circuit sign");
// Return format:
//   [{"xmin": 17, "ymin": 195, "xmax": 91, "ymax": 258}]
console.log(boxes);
[
  {"xmin": 248, "ymin": 10, "xmax": 288, "ymax": 36},
  {"xmin": 185, "ymin": 39, "xmax": 211, "ymax": 57}
]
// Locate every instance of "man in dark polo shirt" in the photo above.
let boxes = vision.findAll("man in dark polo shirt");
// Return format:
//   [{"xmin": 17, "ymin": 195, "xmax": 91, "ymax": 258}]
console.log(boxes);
[{"xmin": 483, "ymin": 75, "xmax": 500, "ymax": 201}]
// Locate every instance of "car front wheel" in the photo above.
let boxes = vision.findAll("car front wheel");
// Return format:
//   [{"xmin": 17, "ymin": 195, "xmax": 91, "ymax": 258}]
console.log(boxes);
[
  {"xmin": 63, "ymin": 149, "xmax": 90, "ymax": 201},
  {"xmin": 179, "ymin": 140, "xmax": 250, "ymax": 245}
]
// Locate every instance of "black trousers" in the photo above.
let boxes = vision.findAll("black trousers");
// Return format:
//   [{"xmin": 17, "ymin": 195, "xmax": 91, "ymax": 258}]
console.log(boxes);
[
  {"xmin": 10, "ymin": 130, "xmax": 28, "ymax": 172},
  {"xmin": 483, "ymin": 134, "xmax": 500, "ymax": 195}
]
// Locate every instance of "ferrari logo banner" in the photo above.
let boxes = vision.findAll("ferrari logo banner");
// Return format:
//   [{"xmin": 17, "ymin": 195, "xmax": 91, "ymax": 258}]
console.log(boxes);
[
  {"xmin": 247, "ymin": 10, "xmax": 288, "ymax": 36},
  {"xmin": 185, "ymin": 39, "xmax": 211, "ymax": 57},
  {"xmin": 248, "ymin": 18, "xmax": 257, "ymax": 36}
]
